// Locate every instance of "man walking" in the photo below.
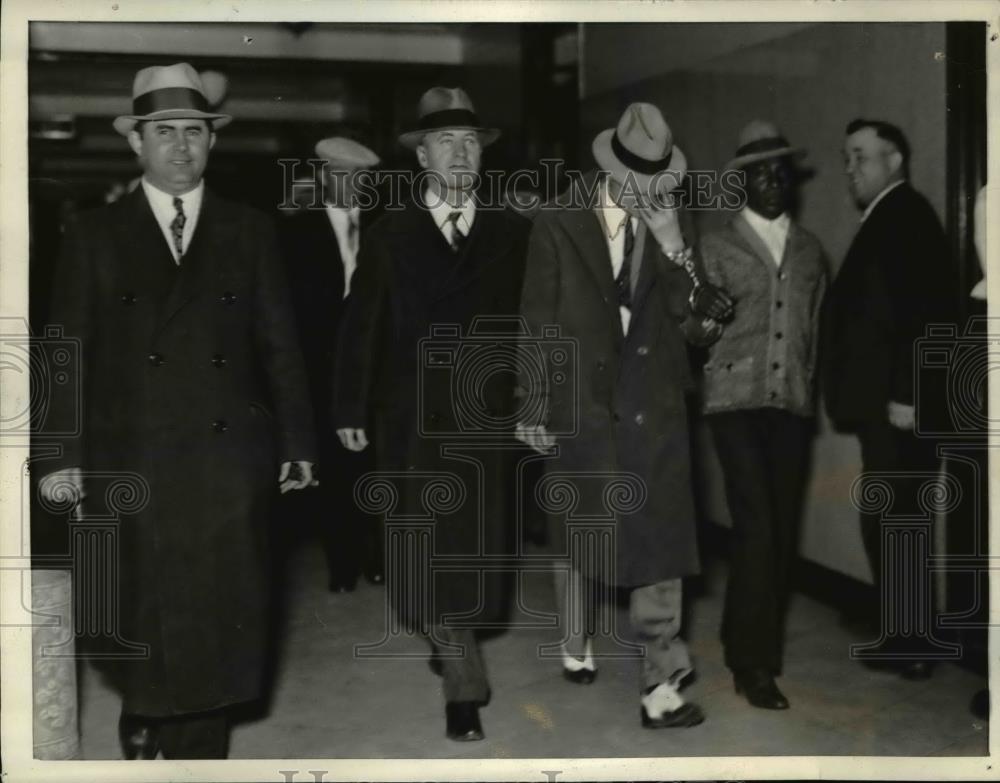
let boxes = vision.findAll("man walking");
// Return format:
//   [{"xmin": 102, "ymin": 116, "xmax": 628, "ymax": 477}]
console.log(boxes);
[
  {"xmin": 333, "ymin": 87, "xmax": 531, "ymax": 741},
  {"xmin": 517, "ymin": 103, "xmax": 733, "ymax": 728},
  {"xmin": 39, "ymin": 62, "xmax": 316, "ymax": 759},
  {"xmin": 281, "ymin": 137, "xmax": 383, "ymax": 592},
  {"xmin": 701, "ymin": 121, "xmax": 828, "ymax": 709}
]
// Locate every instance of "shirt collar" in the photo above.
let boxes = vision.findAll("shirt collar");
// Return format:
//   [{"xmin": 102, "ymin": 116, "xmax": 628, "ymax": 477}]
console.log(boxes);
[
  {"xmin": 325, "ymin": 204, "xmax": 361, "ymax": 225},
  {"xmin": 599, "ymin": 178, "xmax": 633, "ymax": 240},
  {"xmin": 141, "ymin": 177, "xmax": 204, "ymax": 214},
  {"xmin": 424, "ymin": 187, "xmax": 476, "ymax": 234},
  {"xmin": 861, "ymin": 179, "xmax": 905, "ymax": 223},
  {"xmin": 741, "ymin": 207, "xmax": 790, "ymax": 235}
]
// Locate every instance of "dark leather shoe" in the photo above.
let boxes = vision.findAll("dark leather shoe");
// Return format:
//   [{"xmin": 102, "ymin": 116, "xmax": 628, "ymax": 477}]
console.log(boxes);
[
  {"xmin": 900, "ymin": 660, "xmax": 935, "ymax": 681},
  {"xmin": 562, "ymin": 667, "xmax": 597, "ymax": 685},
  {"xmin": 733, "ymin": 670, "xmax": 789, "ymax": 710},
  {"xmin": 118, "ymin": 712, "xmax": 159, "ymax": 760},
  {"xmin": 445, "ymin": 701, "xmax": 484, "ymax": 741},
  {"xmin": 640, "ymin": 702, "xmax": 705, "ymax": 728}
]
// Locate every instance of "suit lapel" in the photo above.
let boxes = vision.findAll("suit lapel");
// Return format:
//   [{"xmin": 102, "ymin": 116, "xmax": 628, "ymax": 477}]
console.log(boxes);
[
  {"xmin": 155, "ymin": 188, "xmax": 231, "ymax": 336},
  {"xmin": 731, "ymin": 213, "xmax": 779, "ymax": 274}
]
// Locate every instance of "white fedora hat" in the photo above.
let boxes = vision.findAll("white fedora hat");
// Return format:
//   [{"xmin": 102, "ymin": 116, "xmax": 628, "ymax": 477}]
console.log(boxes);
[
  {"xmin": 592, "ymin": 102, "xmax": 688, "ymax": 196},
  {"xmin": 315, "ymin": 137, "xmax": 380, "ymax": 169},
  {"xmin": 113, "ymin": 62, "xmax": 232, "ymax": 136}
]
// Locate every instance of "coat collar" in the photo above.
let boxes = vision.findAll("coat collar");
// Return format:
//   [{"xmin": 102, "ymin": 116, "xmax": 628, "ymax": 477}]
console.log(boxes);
[{"xmin": 729, "ymin": 211, "xmax": 803, "ymax": 272}]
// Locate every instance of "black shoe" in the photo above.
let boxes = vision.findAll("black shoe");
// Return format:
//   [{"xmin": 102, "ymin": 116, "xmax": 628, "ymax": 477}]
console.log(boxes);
[
  {"xmin": 328, "ymin": 573, "xmax": 357, "ymax": 593},
  {"xmin": 733, "ymin": 670, "xmax": 789, "ymax": 710},
  {"xmin": 640, "ymin": 702, "xmax": 705, "ymax": 729},
  {"xmin": 562, "ymin": 667, "xmax": 597, "ymax": 685},
  {"xmin": 445, "ymin": 701, "xmax": 484, "ymax": 741},
  {"xmin": 900, "ymin": 660, "xmax": 935, "ymax": 681},
  {"xmin": 118, "ymin": 711, "xmax": 159, "ymax": 760}
]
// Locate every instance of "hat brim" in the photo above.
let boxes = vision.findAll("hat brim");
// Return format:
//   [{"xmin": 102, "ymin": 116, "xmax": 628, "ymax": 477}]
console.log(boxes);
[
  {"xmin": 398, "ymin": 126, "xmax": 501, "ymax": 150},
  {"xmin": 113, "ymin": 109, "xmax": 232, "ymax": 136},
  {"xmin": 724, "ymin": 146, "xmax": 805, "ymax": 172},
  {"xmin": 591, "ymin": 128, "xmax": 688, "ymax": 196}
]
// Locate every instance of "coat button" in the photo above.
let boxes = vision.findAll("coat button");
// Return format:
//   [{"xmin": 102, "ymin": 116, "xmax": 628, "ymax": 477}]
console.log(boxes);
[
  {"xmin": 211, "ymin": 419, "xmax": 228, "ymax": 433},
  {"xmin": 148, "ymin": 352, "xmax": 164, "ymax": 366},
  {"xmin": 637, "ymin": 346, "xmax": 649, "ymax": 356},
  {"xmin": 776, "ymin": 300, "xmax": 784, "ymax": 309},
  {"xmin": 726, "ymin": 362, "xmax": 733, "ymax": 370},
  {"xmin": 772, "ymin": 361, "xmax": 780, "ymax": 370},
  {"xmin": 220, "ymin": 291, "xmax": 237, "ymax": 305},
  {"xmin": 779, "ymin": 272, "xmax": 787, "ymax": 281},
  {"xmin": 613, "ymin": 412, "xmax": 621, "ymax": 422},
  {"xmin": 212, "ymin": 354, "xmax": 227, "ymax": 368},
  {"xmin": 775, "ymin": 332, "xmax": 783, "ymax": 339},
  {"xmin": 634, "ymin": 412, "xmax": 645, "ymax": 425},
  {"xmin": 596, "ymin": 360, "xmax": 606, "ymax": 371},
  {"xmin": 121, "ymin": 293, "xmax": 136, "ymax": 305},
  {"xmin": 769, "ymin": 391, "xmax": 777, "ymax": 399}
]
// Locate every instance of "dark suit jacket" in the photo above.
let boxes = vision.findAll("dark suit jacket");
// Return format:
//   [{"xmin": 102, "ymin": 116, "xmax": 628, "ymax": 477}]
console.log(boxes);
[
  {"xmin": 332, "ymin": 196, "xmax": 531, "ymax": 628},
  {"xmin": 44, "ymin": 185, "xmax": 315, "ymax": 716},
  {"xmin": 822, "ymin": 182, "xmax": 954, "ymax": 430},
  {"xmin": 519, "ymin": 172, "xmax": 718, "ymax": 586}
]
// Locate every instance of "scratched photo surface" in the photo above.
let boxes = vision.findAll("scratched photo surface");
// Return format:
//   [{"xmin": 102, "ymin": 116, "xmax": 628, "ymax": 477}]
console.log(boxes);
[{"xmin": 3, "ymin": 2, "xmax": 996, "ymax": 781}]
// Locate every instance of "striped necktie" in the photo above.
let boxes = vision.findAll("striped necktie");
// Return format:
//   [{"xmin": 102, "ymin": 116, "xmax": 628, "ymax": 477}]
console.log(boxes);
[
  {"xmin": 614, "ymin": 218, "xmax": 635, "ymax": 310},
  {"xmin": 170, "ymin": 196, "xmax": 186, "ymax": 261},
  {"xmin": 447, "ymin": 211, "xmax": 467, "ymax": 253}
]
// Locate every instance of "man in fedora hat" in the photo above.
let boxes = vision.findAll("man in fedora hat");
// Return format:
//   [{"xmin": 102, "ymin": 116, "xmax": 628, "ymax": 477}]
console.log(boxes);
[
  {"xmin": 517, "ymin": 102, "xmax": 734, "ymax": 728},
  {"xmin": 280, "ymin": 137, "xmax": 384, "ymax": 593},
  {"xmin": 39, "ymin": 62, "xmax": 316, "ymax": 759},
  {"xmin": 822, "ymin": 119, "xmax": 954, "ymax": 679},
  {"xmin": 699, "ymin": 120, "xmax": 828, "ymax": 709},
  {"xmin": 333, "ymin": 86, "xmax": 531, "ymax": 741}
]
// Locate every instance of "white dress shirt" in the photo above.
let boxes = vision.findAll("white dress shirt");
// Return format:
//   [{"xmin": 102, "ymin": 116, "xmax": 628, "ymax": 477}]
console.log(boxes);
[
  {"xmin": 325, "ymin": 205, "xmax": 361, "ymax": 298},
  {"xmin": 741, "ymin": 207, "xmax": 791, "ymax": 267},
  {"xmin": 425, "ymin": 188, "xmax": 476, "ymax": 246},
  {"xmin": 599, "ymin": 180, "xmax": 639, "ymax": 334},
  {"xmin": 141, "ymin": 178, "xmax": 203, "ymax": 263},
  {"xmin": 860, "ymin": 179, "xmax": 905, "ymax": 223}
]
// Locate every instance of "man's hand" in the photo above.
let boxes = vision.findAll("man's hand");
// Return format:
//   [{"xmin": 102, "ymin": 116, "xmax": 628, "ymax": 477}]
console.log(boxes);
[
  {"xmin": 336, "ymin": 428, "xmax": 369, "ymax": 452},
  {"xmin": 279, "ymin": 460, "xmax": 316, "ymax": 494},
  {"xmin": 38, "ymin": 467, "xmax": 84, "ymax": 505},
  {"xmin": 690, "ymin": 283, "xmax": 736, "ymax": 323},
  {"xmin": 515, "ymin": 423, "xmax": 555, "ymax": 454},
  {"xmin": 887, "ymin": 401, "xmax": 915, "ymax": 430},
  {"xmin": 636, "ymin": 201, "xmax": 684, "ymax": 253}
]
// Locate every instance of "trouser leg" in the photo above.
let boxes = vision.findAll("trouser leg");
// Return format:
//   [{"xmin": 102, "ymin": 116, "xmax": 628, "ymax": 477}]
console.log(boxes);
[
  {"xmin": 430, "ymin": 626, "xmax": 490, "ymax": 704},
  {"xmin": 157, "ymin": 709, "xmax": 229, "ymax": 760},
  {"xmin": 629, "ymin": 578, "xmax": 691, "ymax": 692},
  {"xmin": 553, "ymin": 565, "xmax": 596, "ymax": 658}
]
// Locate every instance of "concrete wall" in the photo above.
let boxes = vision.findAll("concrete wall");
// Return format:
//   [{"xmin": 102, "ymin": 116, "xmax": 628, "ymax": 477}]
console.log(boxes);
[{"xmin": 580, "ymin": 22, "xmax": 948, "ymax": 581}]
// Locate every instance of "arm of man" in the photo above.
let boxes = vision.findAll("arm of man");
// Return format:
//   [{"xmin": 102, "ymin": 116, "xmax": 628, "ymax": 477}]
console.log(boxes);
[
  {"xmin": 332, "ymin": 224, "xmax": 387, "ymax": 452},
  {"xmin": 251, "ymin": 214, "xmax": 318, "ymax": 486},
  {"xmin": 39, "ymin": 216, "xmax": 94, "ymax": 500},
  {"xmin": 515, "ymin": 214, "xmax": 560, "ymax": 453}
]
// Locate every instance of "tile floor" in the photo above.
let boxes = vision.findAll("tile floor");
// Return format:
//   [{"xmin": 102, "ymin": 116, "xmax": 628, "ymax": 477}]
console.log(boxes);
[{"xmin": 77, "ymin": 539, "xmax": 989, "ymax": 760}]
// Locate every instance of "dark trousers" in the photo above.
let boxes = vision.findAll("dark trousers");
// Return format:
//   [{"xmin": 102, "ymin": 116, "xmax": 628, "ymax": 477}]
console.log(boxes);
[
  {"xmin": 856, "ymin": 419, "xmax": 941, "ymax": 654},
  {"xmin": 708, "ymin": 408, "xmax": 812, "ymax": 674},
  {"xmin": 429, "ymin": 626, "xmax": 490, "ymax": 704}
]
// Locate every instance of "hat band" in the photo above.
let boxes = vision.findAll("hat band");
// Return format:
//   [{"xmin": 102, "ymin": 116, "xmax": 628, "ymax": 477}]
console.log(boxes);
[
  {"xmin": 417, "ymin": 108, "xmax": 484, "ymax": 132},
  {"xmin": 734, "ymin": 136, "xmax": 791, "ymax": 159},
  {"xmin": 133, "ymin": 87, "xmax": 211, "ymax": 117},
  {"xmin": 611, "ymin": 132, "xmax": 674, "ymax": 176}
]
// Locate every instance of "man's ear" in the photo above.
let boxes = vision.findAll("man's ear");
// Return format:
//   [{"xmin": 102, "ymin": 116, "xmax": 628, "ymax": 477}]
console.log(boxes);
[
  {"xmin": 209, "ymin": 132, "xmax": 217, "ymax": 151},
  {"xmin": 886, "ymin": 148, "xmax": 904, "ymax": 177},
  {"xmin": 415, "ymin": 144, "xmax": 428, "ymax": 169},
  {"xmin": 126, "ymin": 129, "xmax": 144, "ymax": 157}
]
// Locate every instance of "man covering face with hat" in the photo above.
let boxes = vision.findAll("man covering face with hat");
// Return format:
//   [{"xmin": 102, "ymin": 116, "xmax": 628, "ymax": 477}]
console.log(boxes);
[
  {"xmin": 517, "ymin": 102, "xmax": 733, "ymax": 729},
  {"xmin": 333, "ymin": 87, "xmax": 531, "ymax": 742},
  {"xmin": 280, "ymin": 137, "xmax": 384, "ymax": 594},
  {"xmin": 700, "ymin": 120, "xmax": 828, "ymax": 710},
  {"xmin": 39, "ymin": 62, "xmax": 317, "ymax": 759}
]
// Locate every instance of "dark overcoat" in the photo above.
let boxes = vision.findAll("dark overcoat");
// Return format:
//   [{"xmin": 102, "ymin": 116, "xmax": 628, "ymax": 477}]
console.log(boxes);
[
  {"xmin": 822, "ymin": 182, "xmax": 954, "ymax": 431},
  {"xmin": 45, "ymin": 186, "xmax": 316, "ymax": 717},
  {"xmin": 518, "ymin": 175, "xmax": 717, "ymax": 587},
  {"xmin": 333, "ymin": 198, "xmax": 531, "ymax": 630}
]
